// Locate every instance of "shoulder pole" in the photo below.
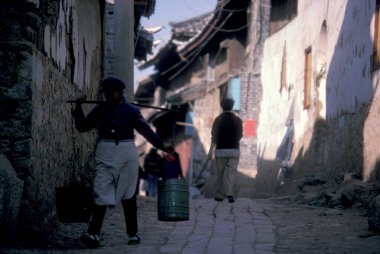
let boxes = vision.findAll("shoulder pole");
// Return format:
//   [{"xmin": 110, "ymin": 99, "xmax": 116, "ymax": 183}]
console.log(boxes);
[{"xmin": 66, "ymin": 100, "xmax": 179, "ymax": 112}]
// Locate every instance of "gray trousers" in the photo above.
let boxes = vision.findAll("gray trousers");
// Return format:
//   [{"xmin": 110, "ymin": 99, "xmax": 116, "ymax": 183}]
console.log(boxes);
[{"xmin": 214, "ymin": 156, "xmax": 239, "ymax": 199}]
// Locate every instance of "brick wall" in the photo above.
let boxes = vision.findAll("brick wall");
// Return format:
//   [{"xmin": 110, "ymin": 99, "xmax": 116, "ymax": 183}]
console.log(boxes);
[{"xmin": 238, "ymin": 0, "xmax": 271, "ymax": 173}]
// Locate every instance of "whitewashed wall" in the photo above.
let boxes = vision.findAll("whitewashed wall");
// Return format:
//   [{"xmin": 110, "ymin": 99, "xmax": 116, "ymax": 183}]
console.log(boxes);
[{"xmin": 258, "ymin": 0, "xmax": 379, "ymax": 186}]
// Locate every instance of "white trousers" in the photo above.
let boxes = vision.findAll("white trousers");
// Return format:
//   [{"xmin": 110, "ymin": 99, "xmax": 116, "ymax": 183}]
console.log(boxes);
[{"xmin": 93, "ymin": 140, "xmax": 139, "ymax": 205}]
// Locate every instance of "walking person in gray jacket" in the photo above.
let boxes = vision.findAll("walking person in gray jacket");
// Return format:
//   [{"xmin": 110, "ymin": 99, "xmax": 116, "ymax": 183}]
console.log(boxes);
[{"xmin": 211, "ymin": 98, "xmax": 243, "ymax": 203}]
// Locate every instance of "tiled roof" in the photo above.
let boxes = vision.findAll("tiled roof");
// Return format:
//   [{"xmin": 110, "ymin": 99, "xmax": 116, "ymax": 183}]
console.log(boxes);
[
  {"xmin": 137, "ymin": 11, "xmax": 213, "ymax": 70},
  {"xmin": 169, "ymin": 12, "xmax": 213, "ymax": 47}
]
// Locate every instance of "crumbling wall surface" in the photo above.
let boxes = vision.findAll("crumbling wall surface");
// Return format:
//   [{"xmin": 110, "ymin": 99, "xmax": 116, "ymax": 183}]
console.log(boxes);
[
  {"xmin": 0, "ymin": 1, "xmax": 37, "ymax": 178},
  {"xmin": 321, "ymin": 0, "xmax": 374, "ymax": 182},
  {"xmin": 0, "ymin": 1, "xmax": 41, "ymax": 244},
  {"xmin": 323, "ymin": 105, "xmax": 368, "ymax": 179},
  {"xmin": 0, "ymin": 0, "xmax": 103, "ymax": 245},
  {"xmin": 363, "ymin": 86, "xmax": 380, "ymax": 182}
]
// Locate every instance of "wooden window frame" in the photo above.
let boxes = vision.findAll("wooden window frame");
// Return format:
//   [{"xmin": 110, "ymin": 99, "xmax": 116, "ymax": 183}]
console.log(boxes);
[
  {"xmin": 373, "ymin": 0, "xmax": 380, "ymax": 71},
  {"xmin": 304, "ymin": 47, "xmax": 312, "ymax": 109},
  {"xmin": 228, "ymin": 77, "xmax": 241, "ymax": 111},
  {"xmin": 280, "ymin": 43, "xmax": 287, "ymax": 93}
]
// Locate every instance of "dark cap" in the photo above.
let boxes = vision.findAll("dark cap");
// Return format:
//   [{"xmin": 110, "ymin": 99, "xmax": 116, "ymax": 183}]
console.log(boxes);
[
  {"xmin": 100, "ymin": 77, "xmax": 125, "ymax": 93},
  {"xmin": 220, "ymin": 97, "xmax": 235, "ymax": 111}
]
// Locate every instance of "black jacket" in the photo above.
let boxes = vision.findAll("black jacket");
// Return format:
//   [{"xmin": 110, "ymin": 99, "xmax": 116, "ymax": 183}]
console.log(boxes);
[
  {"xmin": 74, "ymin": 101, "xmax": 164, "ymax": 149},
  {"xmin": 211, "ymin": 112, "xmax": 243, "ymax": 149}
]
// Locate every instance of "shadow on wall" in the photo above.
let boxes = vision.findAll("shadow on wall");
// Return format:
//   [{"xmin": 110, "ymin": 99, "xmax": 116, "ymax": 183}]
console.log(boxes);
[
  {"xmin": 256, "ymin": 1, "xmax": 378, "ymax": 196},
  {"xmin": 187, "ymin": 129, "xmax": 209, "ymax": 192},
  {"xmin": 255, "ymin": 100, "xmax": 296, "ymax": 195},
  {"xmin": 371, "ymin": 160, "xmax": 380, "ymax": 181},
  {"xmin": 324, "ymin": 0, "xmax": 375, "ymax": 182},
  {"xmin": 253, "ymin": 157, "xmax": 281, "ymax": 196}
]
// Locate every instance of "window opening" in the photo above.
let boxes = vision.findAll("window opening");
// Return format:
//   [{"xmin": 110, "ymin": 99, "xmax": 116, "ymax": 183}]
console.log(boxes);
[
  {"xmin": 228, "ymin": 77, "xmax": 241, "ymax": 111},
  {"xmin": 373, "ymin": 0, "xmax": 380, "ymax": 70},
  {"xmin": 304, "ymin": 47, "xmax": 312, "ymax": 109},
  {"xmin": 280, "ymin": 42, "xmax": 287, "ymax": 93}
]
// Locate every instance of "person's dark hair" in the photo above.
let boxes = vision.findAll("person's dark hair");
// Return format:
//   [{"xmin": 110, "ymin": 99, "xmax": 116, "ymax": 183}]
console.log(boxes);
[
  {"xmin": 220, "ymin": 98, "xmax": 234, "ymax": 111},
  {"xmin": 100, "ymin": 77, "xmax": 125, "ymax": 93}
]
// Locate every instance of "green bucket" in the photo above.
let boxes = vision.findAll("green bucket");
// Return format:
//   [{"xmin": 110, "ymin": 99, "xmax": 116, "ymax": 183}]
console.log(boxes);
[{"xmin": 157, "ymin": 178, "xmax": 189, "ymax": 221}]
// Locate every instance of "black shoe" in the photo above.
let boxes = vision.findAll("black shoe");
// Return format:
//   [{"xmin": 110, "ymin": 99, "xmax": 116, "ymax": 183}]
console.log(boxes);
[
  {"xmin": 128, "ymin": 234, "xmax": 140, "ymax": 245},
  {"xmin": 227, "ymin": 196, "xmax": 235, "ymax": 203},
  {"xmin": 214, "ymin": 197, "xmax": 223, "ymax": 202},
  {"xmin": 80, "ymin": 233, "xmax": 100, "ymax": 248}
]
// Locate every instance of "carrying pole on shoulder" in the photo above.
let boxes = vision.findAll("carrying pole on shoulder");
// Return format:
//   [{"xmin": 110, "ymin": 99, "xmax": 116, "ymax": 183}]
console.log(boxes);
[{"xmin": 66, "ymin": 100, "xmax": 179, "ymax": 112}]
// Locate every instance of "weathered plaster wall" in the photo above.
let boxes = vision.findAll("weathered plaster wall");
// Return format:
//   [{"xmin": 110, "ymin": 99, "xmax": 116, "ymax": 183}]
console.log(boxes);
[
  {"xmin": 259, "ymin": 0, "xmax": 327, "ymax": 160},
  {"xmin": 0, "ymin": 0, "xmax": 103, "ymax": 244},
  {"xmin": 257, "ymin": 0, "xmax": 378, "ymax": 192},
  {"xmin": 193, "ymin": 88, "xmax": 221, "ymax": 167},
  {"xmin": 363, "ymin": 85, "xmax": 380, "ymax": 181}
]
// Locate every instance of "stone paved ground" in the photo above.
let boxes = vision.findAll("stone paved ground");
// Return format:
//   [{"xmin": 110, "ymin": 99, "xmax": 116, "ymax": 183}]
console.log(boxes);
[
  {"xmin": 1, "ymin": 196, "xmax": 380, "ymax": 254},
  {"xmin": 261, "ymin": 199, "xmax": 380, "ymax": 254}
]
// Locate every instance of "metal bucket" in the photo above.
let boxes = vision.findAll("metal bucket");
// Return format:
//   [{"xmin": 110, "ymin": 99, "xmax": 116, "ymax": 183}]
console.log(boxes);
[
  {"xmin": 55, "ymin": 186, "xmax": 92, "ymax": 223},
  {"xmin": 157, "ymin": 178, "xmax": 189, "ymax": 221}
]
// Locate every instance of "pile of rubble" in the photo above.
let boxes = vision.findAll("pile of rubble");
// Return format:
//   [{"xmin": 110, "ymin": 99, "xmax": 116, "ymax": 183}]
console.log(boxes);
[{"xmin": 283, "ymin": 173, "xmax": 380, "ymax": 233}]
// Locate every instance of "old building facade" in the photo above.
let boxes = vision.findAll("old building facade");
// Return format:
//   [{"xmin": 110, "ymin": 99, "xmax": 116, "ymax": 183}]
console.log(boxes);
[{"xmin": 257, "ymin": 0, "xmax": 380, "ymax": 193}]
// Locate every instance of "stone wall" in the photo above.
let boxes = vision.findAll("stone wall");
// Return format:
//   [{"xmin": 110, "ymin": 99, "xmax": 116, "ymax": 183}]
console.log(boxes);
[
  {"xmin": 0, "ymin": 0, "xmax": 103, "ymax": 245},
  {"xmin": 0, "ymin": 153, "xmax": 23, "ymax": 245}
]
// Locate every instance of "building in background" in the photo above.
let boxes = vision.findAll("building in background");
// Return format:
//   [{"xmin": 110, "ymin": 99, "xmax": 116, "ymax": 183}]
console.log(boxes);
[{"xmin": 135, "ymin": 0, "xmax": 259, "ymax": 197}]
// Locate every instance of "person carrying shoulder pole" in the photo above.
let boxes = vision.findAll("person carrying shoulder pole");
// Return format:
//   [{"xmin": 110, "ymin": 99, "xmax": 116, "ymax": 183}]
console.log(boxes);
[
  {"xmin": 211, "ymin": 98, "xmax": 243, "ymax": 203},
  {"xmin": 72, "ymin": 77, "xmax": 174, "ymax": 248}
]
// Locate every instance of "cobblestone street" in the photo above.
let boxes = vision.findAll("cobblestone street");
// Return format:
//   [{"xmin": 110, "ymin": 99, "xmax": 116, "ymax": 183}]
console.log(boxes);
[
  {"xmin": 2, "ymin": 1, "xmax": 380, "ymax": 254},
  {"xmin": 1, "ymin": 196, "xmax": 379, "ymax": 254}
]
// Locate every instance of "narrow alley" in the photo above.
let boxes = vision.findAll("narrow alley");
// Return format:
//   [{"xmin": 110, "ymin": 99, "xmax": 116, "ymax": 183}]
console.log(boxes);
[
  {"xmin": 1, "ymin": 197, "xmax": 379, "ymax": 254},
  {"xmin": 2, "ymin": 0, "xmax": 380, "ymax": 253}
]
